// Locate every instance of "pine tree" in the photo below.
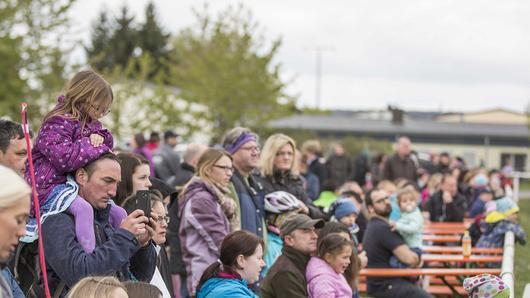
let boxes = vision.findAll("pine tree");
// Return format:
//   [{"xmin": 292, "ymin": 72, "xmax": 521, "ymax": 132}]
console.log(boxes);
[
  {"xmin": 86, "ymin": 11, "xmax": 113, "ymax": 71},
  {"xmin": 137, "ymin": 2, "xmax": 171, "ymax": 79},
  {"xmin": 110, "ymin": 5, "xmax": 138, "ymax": 70}
]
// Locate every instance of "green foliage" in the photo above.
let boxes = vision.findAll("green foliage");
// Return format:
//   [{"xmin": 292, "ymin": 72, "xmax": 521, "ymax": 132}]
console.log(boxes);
[
  {"xmin": 85, "ymin": 11, "xmax": 112, "ymax": 71},
  {"xmin": 87, "ymin": 5, "xmax": 138, "ymax": 72},
  {"xmin": 170, "ymin": 4, "xmax": 296, "ymax": 141},
  {"xmin": 0, "ymin": 0, "xmax": 73, "ymax": 123},
  {"xmin": 98, "ymin": 54, "xmax": 204, "ymax": 142},
  {"xmin": 87, "ymin": 2, "xmax": 170, "ymax": 80},
  {"xmin": 137, "ymin": 1, "xmax": 171, "ymax": 79}
]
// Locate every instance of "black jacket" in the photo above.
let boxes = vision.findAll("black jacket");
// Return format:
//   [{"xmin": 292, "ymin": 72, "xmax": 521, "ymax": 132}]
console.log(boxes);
[
  {"xmin": 382, "ymin": 153, "xmax": 417, "ymax": 182},
  {"xmin": 325, "ymin": 154, "xmax": 354, "ymax": 186},
  {"xmin": 259, "ymin": 171, "xmax": 326, "ymax": 219},
  {"xmin": 167, "ymin": 162, "xmax": 195, "ymax": 190},
  {"xmin": 424, "ymin": 190, "xmax": 467, "ymax": 222}
]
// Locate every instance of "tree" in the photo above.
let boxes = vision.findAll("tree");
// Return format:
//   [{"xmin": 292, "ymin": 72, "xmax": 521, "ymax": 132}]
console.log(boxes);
[
  {"xmin": 137, "ymin": 1, "xmax": 171, "ymax": 79},
  {"xmin": 170, "ymin": 4, "xmax": 296, "ymax": 140},
  {"xmin": 85, "ymin": 11, "xmax": 113, "ymax": 71},
  {"xmin": 0, "ymin": 0, "xmax": 73, "ymax": 123}
]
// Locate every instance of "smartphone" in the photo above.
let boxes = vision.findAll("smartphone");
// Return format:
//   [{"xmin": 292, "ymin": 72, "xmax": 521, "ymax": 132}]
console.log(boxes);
[{"xmin": 135, "ymin": 190, "xmax": 151, "ymax": 219}]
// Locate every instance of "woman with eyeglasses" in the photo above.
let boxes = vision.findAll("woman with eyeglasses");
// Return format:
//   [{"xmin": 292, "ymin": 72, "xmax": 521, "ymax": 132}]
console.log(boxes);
[
  {"xmin": 122, "ymin": 190, "xmax": 172, "ymax": 298},
  {"xmin": 259, "ymin": 134, "xmax": 326, "ymax": 219},
  {"xmin": 178, "ymin": 148, "xmax": 238, "ymax": 296}
]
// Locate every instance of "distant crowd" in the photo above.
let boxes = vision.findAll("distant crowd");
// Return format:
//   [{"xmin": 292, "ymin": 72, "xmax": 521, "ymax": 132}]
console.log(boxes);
[{"xmin": 0, "ymin": 70, "xmax": 523, "ymax": 298}]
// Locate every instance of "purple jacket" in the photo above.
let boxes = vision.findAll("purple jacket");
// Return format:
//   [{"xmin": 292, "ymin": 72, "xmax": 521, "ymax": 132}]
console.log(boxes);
[
  {"xmin": 306, "ymin": 257, "xmax": 353, "ymax": 298},
  {"xmin": 178, "ymin": 177, "xmax": 230, "ymax": 295},
  {"xmin": 27, "ymin": 115, "xmax": 113, "ymax": 203}
]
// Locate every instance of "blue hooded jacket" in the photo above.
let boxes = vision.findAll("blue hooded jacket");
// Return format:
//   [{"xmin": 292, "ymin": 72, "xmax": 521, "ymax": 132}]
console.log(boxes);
[{"xmin": 197, "ymin": 277, "xmax": 257, "ymax": 298}]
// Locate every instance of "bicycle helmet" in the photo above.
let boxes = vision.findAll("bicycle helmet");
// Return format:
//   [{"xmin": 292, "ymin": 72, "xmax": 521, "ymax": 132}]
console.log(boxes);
[{"xmin": 264, "ymin": 191, "xmax": 301, "ymax": 214}]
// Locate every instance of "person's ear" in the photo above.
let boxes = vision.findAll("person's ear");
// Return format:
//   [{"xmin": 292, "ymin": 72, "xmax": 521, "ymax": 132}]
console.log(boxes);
[
  {"xmin": 323, "ymin": 252, "xmax": 332, "ymax": 263},
  {"xmin": 283, "ymin": 234, "xmax": 294, "ymax": 246},
  {"xmin": 236, "ymin": 254, "xmax": 246, "ymax": 269},
  {"xmin": 75, "ymin": 168, "xmax": 89, "ymax": 186}
]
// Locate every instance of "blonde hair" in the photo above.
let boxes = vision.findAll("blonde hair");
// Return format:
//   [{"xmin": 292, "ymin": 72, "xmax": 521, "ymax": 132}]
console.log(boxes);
[
  {"xmin": 260, "ymin": 133, "xmax": 298, "ymax": 177},
  {"xmin": 195, "ymin": 148, "xmax": 232, "ymax": 186},
  {"xmin": 301, "ymin": 139, "xmax": 322, "ymax": 155},
  {"xmin": 427, "ymin": 173, "xmax": 443, "ymax": 193},
  {"xmin": 66, "ymin": 276, "xmax": 126, "ymax": 298},
  {"xmin": 0, "ymin": 165, "xmax": 31, "ymax": 209},
  {"xmin": 396, "ymin": 185, "xmax": 419, "ymax": 204},
  {"xmin": 44, "ymin": 70, "xmax": 113, "ymax": 129}
]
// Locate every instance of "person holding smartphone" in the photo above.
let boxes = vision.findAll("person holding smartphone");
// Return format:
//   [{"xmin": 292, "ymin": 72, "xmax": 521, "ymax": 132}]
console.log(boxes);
[
  {"xmin": 123, "ymin": 190, "xmax": 173, "ymax": 298},
  {"xmin": 41, "ymin": 153, "xmax": 157, "ymax": 297}
]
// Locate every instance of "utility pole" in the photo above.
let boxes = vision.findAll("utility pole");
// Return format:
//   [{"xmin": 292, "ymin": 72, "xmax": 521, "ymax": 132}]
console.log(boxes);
[{"xmin": 308, "ymin": 46, "xmax": 333, "ymax": 109}]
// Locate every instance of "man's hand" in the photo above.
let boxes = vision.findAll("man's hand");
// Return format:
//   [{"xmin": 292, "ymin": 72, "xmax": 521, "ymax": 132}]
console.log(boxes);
[
  {"xmin": 90, "ymin": 133, "xmax": 104, "ymax": 147},
  {"xmin": 442, "ymin": 191, "xmax": 453, "ymax": 204},
  {"xmin": 388, "ymin": 220, "xmax": 397, "ymax": 231},
  {"xmin": 297, "ymin": 201, "xmax": 310, "ymax": 215},
  {"xmin": 358, "ymin": 251, "xmax": 368, "ymax": 268},
  {"xmin": 120, "ymin": 210, "xmax": 148, "ymax": 237},
  {"xmin": 137, "ymin": 218, "xmax": 156, "ymax": 247}
]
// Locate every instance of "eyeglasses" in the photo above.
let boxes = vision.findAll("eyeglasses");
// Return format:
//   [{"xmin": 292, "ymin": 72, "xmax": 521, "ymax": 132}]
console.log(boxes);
[
  {"xmin": 154, "ymin": 215, "xmax": 170, "ymax": 224},
  {"xmin": 90, "ymin": 104, "xmax": 111, "ymax": 116},
  {"xmin": 213, "ymin": 164, "xmax": 235, "ymax": 173},
  {"xmin": 239, "ymin": 146, "xmax": 260, "ymax": 153},
  {"xmin": 374, "ymin": 196, "xmax": 390, "ymax": 204}
]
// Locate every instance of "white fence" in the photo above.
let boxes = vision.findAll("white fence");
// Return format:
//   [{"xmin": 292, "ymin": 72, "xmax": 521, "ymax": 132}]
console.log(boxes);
[{"xmin": 501, "ymin": 231, "xmax": 515, "ymax": 298}]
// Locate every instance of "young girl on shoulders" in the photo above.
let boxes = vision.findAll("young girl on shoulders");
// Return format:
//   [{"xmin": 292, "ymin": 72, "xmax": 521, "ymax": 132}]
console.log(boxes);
[{"xmin": 24, "ymin": 70, "xmax": 127, "ymax": 252}]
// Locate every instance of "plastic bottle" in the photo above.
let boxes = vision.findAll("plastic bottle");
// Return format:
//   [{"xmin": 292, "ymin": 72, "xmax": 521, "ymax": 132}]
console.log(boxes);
[{"xmin": 462, "ymin": 231, "xmax": 472, "ymax": 257}]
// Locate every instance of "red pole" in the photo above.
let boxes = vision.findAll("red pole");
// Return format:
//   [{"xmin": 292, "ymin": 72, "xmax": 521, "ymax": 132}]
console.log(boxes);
[{"xmin": 21, "ymin": 103, "xmax": 51, "ymax": 298}]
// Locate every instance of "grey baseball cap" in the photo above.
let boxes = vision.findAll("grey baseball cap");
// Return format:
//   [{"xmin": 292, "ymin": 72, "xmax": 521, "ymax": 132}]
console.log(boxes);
[{"xmin": 280, "ymin": 214, "xmax": 325, "ymax": 238}]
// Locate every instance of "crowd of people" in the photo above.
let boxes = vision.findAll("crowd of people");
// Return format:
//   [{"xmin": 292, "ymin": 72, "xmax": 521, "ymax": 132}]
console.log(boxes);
[{"xmin": 0, "ymin": 69, "xmax": 525, "ymax": 298}]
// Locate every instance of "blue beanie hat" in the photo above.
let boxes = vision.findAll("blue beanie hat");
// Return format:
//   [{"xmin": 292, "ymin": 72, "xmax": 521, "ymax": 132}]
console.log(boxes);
[{"xmin": 333, "ymin": 199, "xmax": 358, "ymax": 220}]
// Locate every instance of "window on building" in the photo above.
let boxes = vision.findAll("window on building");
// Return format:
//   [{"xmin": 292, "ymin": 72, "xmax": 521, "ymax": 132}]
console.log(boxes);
[{"xmin": 501, "ymin": 153, "xmax": 527, "ymax": 172}]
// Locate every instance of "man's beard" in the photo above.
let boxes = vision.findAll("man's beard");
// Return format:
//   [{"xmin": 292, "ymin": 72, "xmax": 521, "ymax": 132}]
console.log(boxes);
[{"xmin": 375, "ymin": 204, "xmax": 392, "ymax": 218}]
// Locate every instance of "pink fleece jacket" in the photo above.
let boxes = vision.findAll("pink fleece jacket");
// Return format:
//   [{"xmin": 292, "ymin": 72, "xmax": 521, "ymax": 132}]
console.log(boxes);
[{"xmin": 306, "ymin": 257, "xmax": 353, "ymax": 298}]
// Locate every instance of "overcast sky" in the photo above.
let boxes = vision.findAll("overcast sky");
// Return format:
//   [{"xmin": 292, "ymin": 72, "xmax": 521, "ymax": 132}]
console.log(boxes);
[{"xmin": 69, "ymin": 0, "xmax": 530, "ymax": 113}]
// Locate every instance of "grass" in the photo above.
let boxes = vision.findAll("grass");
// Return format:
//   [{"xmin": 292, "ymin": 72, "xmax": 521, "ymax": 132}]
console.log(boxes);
[
  {"xmin": 519, "ymin": 179, "xmax": 530, "ymax": 191},
  {"xmin": 514, "ymin": 199, "xmax": 530, "ymax": 297}
]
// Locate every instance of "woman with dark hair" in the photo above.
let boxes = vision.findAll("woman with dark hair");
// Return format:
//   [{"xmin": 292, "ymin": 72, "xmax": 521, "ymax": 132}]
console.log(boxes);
[
  {"xmin": 178, "ymin": 148, "xmax": 237, "ymax": 295},
  {"xmin": 258, "ymin": 133, "xmax": 325, "ymax": 219},
  {"xmin": 122, "ymin": 190, "xmax": 172, "ymax": 298},
  {"xmin": 196, "ymin": 230, "xmax": 265, "ymax": 298},
  {"xmin": 131, "ymin": 133, "xmax": 154, "ymax": 175},
  {"xmin": 115, "ymin": 152, "xmax": 152, "ymax": 205},
  {"xmin": 318, "ymin": 222, "xmax": 365, "ymax": 298}
]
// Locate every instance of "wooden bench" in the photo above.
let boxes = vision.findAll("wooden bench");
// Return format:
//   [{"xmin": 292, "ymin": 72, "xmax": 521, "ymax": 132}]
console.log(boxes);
[
  {"xmin": 359, "ymin": 268, "xmax": 502, "ymax": 297},
  {"xmin": 423, "ymin": 234, "xmax": 462, "ymax": 242},
  {"xmin": 422, "ymin": 246, "xmax": 503, "ymax": 255},
  {"xmin": 422, "ymin": 253, "xmax": 503, "ymax": 263},
  {"xmin": 423, "ymin": 227, "xmax": 466, "ymax": 234},
  {"xmin": 360, "ymin": 268, "xmax": 502, "ymax": 277},
  {"xmin": 357, "ymin": 283, "xmax": 468, "ymax": 296}
]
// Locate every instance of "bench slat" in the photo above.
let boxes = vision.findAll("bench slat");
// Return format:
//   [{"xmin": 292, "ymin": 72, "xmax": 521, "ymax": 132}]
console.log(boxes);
[{"xmin": 360, "ymin": 268, "xmax": 502, "ymax": 277}]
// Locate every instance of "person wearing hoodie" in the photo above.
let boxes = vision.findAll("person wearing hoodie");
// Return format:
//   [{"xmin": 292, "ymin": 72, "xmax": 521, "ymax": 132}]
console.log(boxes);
[
  {"xmin": 196, "ymin": 230, "xmax": 265, "ymax": 298},
  {"xmin": 389, "ymin": 187, "xmax": 423, "ymax": 269},
  {"xmin": 178, "ymin": 148, "xmax": 237, "ymax": 296},
  {"xmin": 329, "ymin": 198, "xmax": 360, "ymax": 247},
  {"xmin": 477, "ymin": 197, "xmax": 526, "ymax": 249},
  {"xmin": 306, "ymin": 233, "xmax": 354, "ymax": 298}
]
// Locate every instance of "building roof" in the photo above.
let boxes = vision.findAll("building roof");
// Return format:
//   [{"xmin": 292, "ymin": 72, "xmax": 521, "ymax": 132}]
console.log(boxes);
[{"xmin": 269, "ymin": 115, "xmax": 530, "ymax": 146}]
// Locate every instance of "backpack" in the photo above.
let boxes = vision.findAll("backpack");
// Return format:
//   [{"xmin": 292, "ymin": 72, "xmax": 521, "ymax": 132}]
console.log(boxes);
[{"xmin": 13, "ymin": 241, "xmax": 65, "ymax": 298}]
